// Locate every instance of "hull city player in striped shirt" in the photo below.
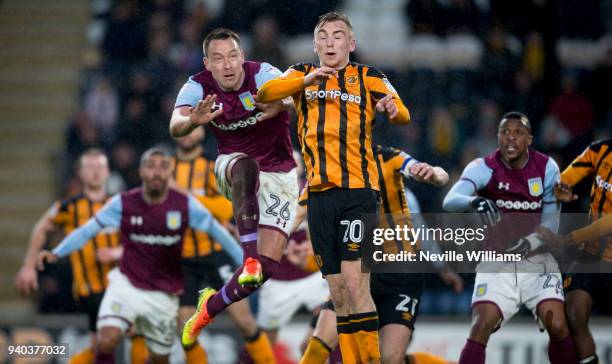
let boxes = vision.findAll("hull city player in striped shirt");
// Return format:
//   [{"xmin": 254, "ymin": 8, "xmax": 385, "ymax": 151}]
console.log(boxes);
[
  {"xmin": 540, "ymin": 139, "xmax": 612, "ymax": 364},
  {"xmin": 258, "ymin": 12, "xmax": 410, "ymax": 363}
]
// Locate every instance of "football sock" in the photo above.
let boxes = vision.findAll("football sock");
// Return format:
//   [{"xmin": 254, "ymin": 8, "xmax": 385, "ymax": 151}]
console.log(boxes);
[
  {"xmin": 184, "ymin": 342, "xmax": 208, "ymax": 364},
  {"xmin": 337, "ymin": 316, "xmax": 361, "ymax": 363},
  {"xmin": 350, "ymin": 312, "xmax": 381, "ymax": 363},
  {"xmin": 230, "ymin": 158, "xmax": 260, "ymax": 260},
  {"xmin": 207, "ymin": 255, "xmax": 279, "ymax": 316},
  {"xmin": 548, "ymin": 335, "xmax": 578, "ymax": 364},
  {"xmin": 407, "ymin": 352, "xmax": 449, "ymax": 364},
  {"xmin": 300, "ymin": 336, "xmax": 332, "ymax": 364},
  {"xmin": 130, "ymin": 335, "xmax": 148, "ymax": 364},
  {"xmin": 68, "ymin": 347, "xmax": 95, "ymax": 364},
  {"xmin": 244, "ymin": 329, "xmax": 276, "ymax": 364},
  {"xmin": 458, "ymin": 339, "xmax": 485, "ymax": 364}
]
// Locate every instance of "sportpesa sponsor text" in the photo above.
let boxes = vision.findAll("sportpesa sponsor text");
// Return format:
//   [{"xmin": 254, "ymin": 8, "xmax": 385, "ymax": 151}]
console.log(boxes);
[{"xmin": 305, "ymin": 89, "xmax": 362, "ymax": 103}]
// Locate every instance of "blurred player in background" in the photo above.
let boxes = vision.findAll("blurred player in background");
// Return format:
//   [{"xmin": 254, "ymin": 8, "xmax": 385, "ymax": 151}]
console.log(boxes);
[
  {"xmin": 299, "ymin": 145, "xmax": 455, "ymax": 364},
  {"xmin": 541, "ymin": 139, "xmax": 612, "ymax": 364},
  {"xmin": 173, "ymin": 126, "xmax": 275, "ymax": 363},
  {"xmin": 443, "ymin": 112, "xmax": 577, "ymax": 364},
  {"xmin": 14, "ymin": 149, "xmax": 148, "ymax": 364},
  {"xmin": 37, "ymin": 147, "xmax": 242, "ymax": 364},
  {"xmin": 170, "ymin": 28, "xmax": 298, "ymax": 353},
  {"xmin": 369, "ymin": 145, "xmax": 453, "ymax": 364},
  {"xmin": 258, "ymin": 12, "xmax": 411, "ymax": 363}
]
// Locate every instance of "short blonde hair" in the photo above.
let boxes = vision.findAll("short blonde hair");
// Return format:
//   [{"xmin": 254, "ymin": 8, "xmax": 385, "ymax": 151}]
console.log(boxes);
[{"xmin": 314, "ymin": 12, "xmax": 353, "ymax": 33}]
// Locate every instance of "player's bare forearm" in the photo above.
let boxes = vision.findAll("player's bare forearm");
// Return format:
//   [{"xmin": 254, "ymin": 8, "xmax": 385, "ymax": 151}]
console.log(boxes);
[
  {"xmin": 432, "ymin": 166, "xmax": 450, "ymax": 187},
  {"xmin": 570, "ymin": 213, "xmax": 612, "ymax": 244},
  {"xmin": 23, "ymin": 215, "xmax": 55, "ymax": 268},
  {"xmin": 257, "ymin": 77, "xmax": 305, "ymax": 102},
  {"xmin": 170, "ymin": 108, "xmax": 198, "ymax": 137},
  {"xmin": 170, "ymin": 98, "xmax": 223, "ymax": 137}
]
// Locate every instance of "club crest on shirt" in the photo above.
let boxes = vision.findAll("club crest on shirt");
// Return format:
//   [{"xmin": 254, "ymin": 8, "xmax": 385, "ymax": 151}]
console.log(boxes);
[
  {"xmin": 239, "ymin": 92, "xmax": 256, "ymax": 111},
  {"xmin": 166, "ymin": 211, "xmax": 181, "ymax": 230},
  {"xmin": 346, "ymin": 75, "xmax": 358, "ymax": 87},
  {"xmin": 476, "ymin": 283, "xmax": 487, "ymax": 297},
  {"xmin": 528, "ymin": 177, "xmax": 543, "ymax": 197}
]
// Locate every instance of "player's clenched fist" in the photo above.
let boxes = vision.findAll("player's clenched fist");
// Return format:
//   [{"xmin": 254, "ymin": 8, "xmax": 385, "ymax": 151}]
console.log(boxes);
[
  {"xmin": 190, "ymin": 94, "xmax": 224, "ymax": 126},
  {"xmin": 410, "ymin": 162, "xmax": 435, "ymax": 183},
  {"xmin": 303, "ymin": 66, "xmax": 338, "ymax": 87},
  {"xmin": 376, "ymin": 94, "xmax": 398, "ymax": 118}
]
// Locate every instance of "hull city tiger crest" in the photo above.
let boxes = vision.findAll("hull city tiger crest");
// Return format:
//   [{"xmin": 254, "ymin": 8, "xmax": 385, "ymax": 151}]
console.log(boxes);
[
  {"xmin": 528, "ymin": 177, "xmax": 543, "ymax": 197},
  {"xmin": 239, "ymin": 91, "xmax": 256, "ymax": 111},
  {"xmin": 166, "ymin": 211, "xmax": 181, "ymax": 230}
]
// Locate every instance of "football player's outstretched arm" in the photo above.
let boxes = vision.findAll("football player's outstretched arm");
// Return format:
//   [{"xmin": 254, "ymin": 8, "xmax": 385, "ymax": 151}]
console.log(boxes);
[
  {"xmin": 170, "ymin": 95, "xmax": 223, "ymax": 137},
  {"xmin": 188, "ymin": 194, "xmax": 243, "ymax": 265},
  {"xmin": 443, "ymin": 159, "xmax": 491, "ymax": 212},
  {"xmin": 569, "ymin": 213, "xmax": 612, "ymax": 244},
  {"xmin": 257, "ymin": 66, "xmax": 337, "ymax": 102},
  {"xmin": 38, "ymin": 195, "xmax": 122, "ymax": 270},
  {"xmin": 390, "ymin": 148, "xmax": 449, "ymax": 187},
  {"xmin": 171, "ymin": 76, "xmax": 223, "ymax": 137},
  {"xmin": 16, "ymin": 205, "xmax": 58, "ymax": 294}
]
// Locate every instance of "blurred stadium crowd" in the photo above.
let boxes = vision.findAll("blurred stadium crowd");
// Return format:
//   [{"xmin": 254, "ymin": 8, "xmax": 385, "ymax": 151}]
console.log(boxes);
[{"xmin": 45, "ymin": 0, "xmax": 612, "ymax": 317}]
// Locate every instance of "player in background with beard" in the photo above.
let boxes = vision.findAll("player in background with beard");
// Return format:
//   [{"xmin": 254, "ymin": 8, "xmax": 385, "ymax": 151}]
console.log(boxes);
[
  {"xmin": 15, "ymin": 149, "xmax": 149, "ymax": 364},
  {"xmin": 38, "ymin": 147, "xmax": 241, "ymax": 364}
]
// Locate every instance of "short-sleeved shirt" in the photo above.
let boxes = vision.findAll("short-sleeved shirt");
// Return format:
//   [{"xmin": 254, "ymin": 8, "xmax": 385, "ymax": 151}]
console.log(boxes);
[{"xmin": 174, "ymin": 61, "xmax": 296, "ymax": 173}]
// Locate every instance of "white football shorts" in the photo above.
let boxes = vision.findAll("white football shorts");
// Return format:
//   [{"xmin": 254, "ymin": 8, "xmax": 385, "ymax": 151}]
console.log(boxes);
[
  {"xmin": 257, "ymin": 273, "xmax": 329, "ymax": 329},
  {"xmin": 97, "ymin": 269, "xmax": 179, "ymax": 355},
  {"xmin": 472, "ymin": 253, "xmax": 563, "ymax": 329},
  {"xmin": 215, "ymin": 152, "xmax": 298, "ymax": 237}
]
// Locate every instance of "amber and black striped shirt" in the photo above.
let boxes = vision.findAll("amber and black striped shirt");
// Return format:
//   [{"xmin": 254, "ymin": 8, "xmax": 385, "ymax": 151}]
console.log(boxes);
[
  {"xmin": 174, "ymin": 155, "xmax": 233, "ymax": 258},
  {"xmin": 561, "ymin": 139, "xmax": 612, "ymax": 261},
  {"xmin": 50, "ymin": 194, "xmax": 119, "ymax": 298},
  {"xmin": 258, "ymin": 62, "xmax": 410, "ymax": 191},
  {"xmin": 375, "ymin": 145, "xmax": 419, "ymax": 254}
]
